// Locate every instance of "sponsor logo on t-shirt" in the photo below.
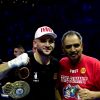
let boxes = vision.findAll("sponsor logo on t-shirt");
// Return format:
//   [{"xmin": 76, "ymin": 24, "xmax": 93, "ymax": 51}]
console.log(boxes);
[{"xmin": 80, "ymin": 67, "xmax": 86, "ymax": 74}]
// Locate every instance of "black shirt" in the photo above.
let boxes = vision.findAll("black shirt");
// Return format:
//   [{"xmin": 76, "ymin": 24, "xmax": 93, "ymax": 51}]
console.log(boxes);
[{"xmin": 0, "ymin": 52, "xmax": 59, "ymax": 100}]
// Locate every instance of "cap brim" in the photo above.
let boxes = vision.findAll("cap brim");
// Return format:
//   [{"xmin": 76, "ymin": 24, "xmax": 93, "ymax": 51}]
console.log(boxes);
[
  {"xmin": 46, "ymin": 33, "xmax": 57, "ymax": 38},
  {"xmin": 35, "ymin": 33, "xmax": 57, "ymax": 39}
]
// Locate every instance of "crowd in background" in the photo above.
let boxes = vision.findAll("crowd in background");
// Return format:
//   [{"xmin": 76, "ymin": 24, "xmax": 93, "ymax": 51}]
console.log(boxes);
[{"xmin": 0, "ymin": 0, "xmax": 100, "ymax": 61}]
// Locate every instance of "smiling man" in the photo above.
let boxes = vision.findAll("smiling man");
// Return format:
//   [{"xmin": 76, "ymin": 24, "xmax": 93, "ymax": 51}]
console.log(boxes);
[
  {"xmin": 0, "ymin": 26, "xmax": 59, "ymax": 100},
  {"xmin": 57, "ymin": 30, "xmax": 100, "ymax": 100}
]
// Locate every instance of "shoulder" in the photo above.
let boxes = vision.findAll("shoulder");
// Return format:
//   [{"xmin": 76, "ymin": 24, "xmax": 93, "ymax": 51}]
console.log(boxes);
[
  {"xmin": 27, "ymin": 50, "xmax": 33, "ymax": 56},
  {"xmin": 26, "ymin": 51, "xmax": 34, "ymax": 59},
  {"xmin": 82, "ymin": 54, "xmax": 100, "ymax": 66},
  {"xmin": 51, "ymin": 56, "xmax": 58, "ymax": 61},
  {"xmin": 83, "ymin": 54, "xmax": 99, "ymax": 62},
  {"xmin": 59, "ymin": 57, "xmax": 69, "ymax": 63},
  {"xmin": 50, "ymin": 56, "xmax": 59, "ymax": 64}
]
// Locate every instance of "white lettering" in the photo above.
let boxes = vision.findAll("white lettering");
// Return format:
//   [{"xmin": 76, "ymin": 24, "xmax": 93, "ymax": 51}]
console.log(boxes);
[{"xmin": 61, "ymin": 75, "xmax": 88, "ymax": 84}]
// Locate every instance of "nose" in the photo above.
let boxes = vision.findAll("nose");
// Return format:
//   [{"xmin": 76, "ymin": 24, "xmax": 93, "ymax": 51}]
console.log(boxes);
[
  {"xmin": 71, "ymin": 45, "xmax": 76, "ymax": 51},
  {"xmin": 45, "ymin": 41, "xmax": 50, "ymax": 46}
]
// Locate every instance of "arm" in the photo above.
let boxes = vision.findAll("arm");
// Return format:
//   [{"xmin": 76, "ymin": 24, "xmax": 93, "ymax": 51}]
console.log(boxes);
[
  {"xmin": 0, "ymin": 63, "xmax": 10, "ymax": 73},
  {"xmin": 0, "ymin": 63, "xmax": 11, "ymax": 80},
  {"xmin": 55, "ymin": 88, "xmax": 61, "ymax": 100},
  {"xmin": 53, "ymin": 73, "xmax": 61, "ymax": 100},
  {"xmin": 0, "ymin": 53, "xmax": 29, "ymax": 79}
]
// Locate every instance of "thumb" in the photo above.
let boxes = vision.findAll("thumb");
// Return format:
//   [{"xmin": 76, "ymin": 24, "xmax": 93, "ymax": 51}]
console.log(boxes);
[{"xmin": 77, "ymin": 85, "xmax": 83, "ymax": 90}]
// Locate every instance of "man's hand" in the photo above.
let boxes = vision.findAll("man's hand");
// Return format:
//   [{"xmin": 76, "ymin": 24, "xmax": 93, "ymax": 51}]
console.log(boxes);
[{"xmin": 77, "ymin": 85, "xmax": 96, "ymax": 100}]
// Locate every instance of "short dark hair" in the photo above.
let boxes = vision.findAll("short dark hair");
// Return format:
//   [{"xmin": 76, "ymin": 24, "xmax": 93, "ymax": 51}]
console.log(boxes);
[
  {"xmin": 14, "ymin": 45, "xmax": 24, "ymax": 49},
  {"xmin": 14, "ymin": 44, "xmax": 25, "ymax": 52},
  {"xmin": 61, "ymin": 30, "xmax": 82, "ymax": 46}
]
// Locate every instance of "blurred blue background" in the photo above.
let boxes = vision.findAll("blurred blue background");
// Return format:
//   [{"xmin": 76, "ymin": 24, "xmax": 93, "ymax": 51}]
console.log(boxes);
[{"xmin": 0, "ymin": 0, "xmax": 100, "ymax": 61}]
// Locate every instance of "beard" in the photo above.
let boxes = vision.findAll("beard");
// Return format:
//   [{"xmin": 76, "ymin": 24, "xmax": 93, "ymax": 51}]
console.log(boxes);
[
  {"xmin": 66, "ymin": 51, "xmax": 82, "ymax": 66},
  {"xmin": 70, "ymin": 55, "xmax": 81, "ymax": 66},
  {"xmin": 37, "ymin": 48, "xmax": 52, "ymax": 57}
]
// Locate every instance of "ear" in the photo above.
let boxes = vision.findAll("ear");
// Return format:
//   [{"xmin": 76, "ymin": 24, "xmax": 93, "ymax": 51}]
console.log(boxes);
[
  {"xmin": 81, "ymin": 43, "xmax": 83, "ymax": 52},
  {"xmin": 82, "ymin": 42, "xmax": 84, "ymax": 47},
  {"xmin": 33, "ymin": 40, "xmax": 37, "ymax": 52},
  {"xmin": 33, "ymin": 40, "xmax": 37, "ymax": 47},
  {"xmin": 62, "ymin": 45, "xmax": 67, "ymax": 55}
]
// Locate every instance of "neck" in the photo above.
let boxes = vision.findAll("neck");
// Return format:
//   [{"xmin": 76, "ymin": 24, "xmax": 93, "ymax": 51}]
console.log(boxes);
[
  {"xmin": 34, "ymin": 50, "xmax": 50, "ymax": 65},
  {"xmin": 70, "ymin": 55, "xmax": 82, "ymax": 67}
]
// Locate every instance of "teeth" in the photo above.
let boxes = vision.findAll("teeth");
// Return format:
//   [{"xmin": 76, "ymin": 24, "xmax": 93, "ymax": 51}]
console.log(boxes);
[{"xmin": 71, "ymin": 54, "xmax": 76, "ymax": 57}]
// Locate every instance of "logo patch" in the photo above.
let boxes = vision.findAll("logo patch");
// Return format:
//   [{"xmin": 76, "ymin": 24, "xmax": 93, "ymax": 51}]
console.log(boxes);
[
  {"xmin": 63, "ymin": 84, "xmax": 79, "ymax": 99},
  {"xmin": 33, "ymin": 72, "xmax": 39, "ymax": 82},
  {"xmin": 80, "ymin": 67, "xmax": 86, "ymax": 74}
]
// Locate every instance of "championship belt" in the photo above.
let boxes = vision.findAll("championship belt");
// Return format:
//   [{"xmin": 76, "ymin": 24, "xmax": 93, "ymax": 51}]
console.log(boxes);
[{"xmin": 2, "ymin": 81, "xmax": 30, "ymax": 99}]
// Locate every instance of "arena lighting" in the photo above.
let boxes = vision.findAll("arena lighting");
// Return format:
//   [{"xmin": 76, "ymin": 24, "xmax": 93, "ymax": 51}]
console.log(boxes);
[
  {"xmin": 0, "ymin": 0, "xmax": 40, "ymax": 9},
  {"xmin": 0, "ymin": 0, "xmax": 3, "ymax": 4},
  {"xmin": 0, "ymin": 0, "xmax": 36, "ymax": 5}
]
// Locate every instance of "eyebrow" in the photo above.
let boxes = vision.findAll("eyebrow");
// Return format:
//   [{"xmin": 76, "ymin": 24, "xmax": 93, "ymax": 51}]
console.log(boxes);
[{"xmin": 65, "ymin": 43, "xmax": 80, "ymax": 49}]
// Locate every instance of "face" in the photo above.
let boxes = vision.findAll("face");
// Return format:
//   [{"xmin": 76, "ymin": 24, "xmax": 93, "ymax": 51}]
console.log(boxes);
[
  {"xmin": 14, "ymin": 48, "xmax": 23, "ymax": 57},
  {"xmin": 63, "ymin": 34, "xmax": 83, "ymax": 61},
  {"xmin": 33, "ymin": 35, "xmax": 55, "ymax": 56}
]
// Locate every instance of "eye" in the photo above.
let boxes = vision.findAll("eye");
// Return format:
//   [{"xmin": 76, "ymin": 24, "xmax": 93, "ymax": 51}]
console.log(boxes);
[
  {"xmin": 39, "ymin": 38, "xmax": 55, "ymax": 43},
  {"xmin": 65, "ymin": 44, "xmax": 80, "ymax": 49},
  {"xmin": 65, "ymin": 45, "xmax": 72, "ymax": 49},
  {"xmin": 14, "ymin": 51, "xmax": 18, "ymax": 53},
  {"xmin": 49, "ymin": 39, "xmax": 55, "ymax": 43},
  {"xmin": 73, "ymin": 44, "xmax": 80, "ymax": 48},
  {"xmin": 40, "ymin": 39, "xmax": 46, "ymax": 43}
]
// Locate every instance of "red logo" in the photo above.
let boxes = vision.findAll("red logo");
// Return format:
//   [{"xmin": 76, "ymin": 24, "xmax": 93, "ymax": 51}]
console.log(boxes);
[{"xmin": 40, "ymin": 26, "xmax": 52, "ymax": 32}]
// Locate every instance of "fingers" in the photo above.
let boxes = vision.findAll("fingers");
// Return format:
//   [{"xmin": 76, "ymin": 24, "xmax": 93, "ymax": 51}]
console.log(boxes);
[{"xmin": 77, "ymin": 87, "xmax": 92, "ymax": 100}]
